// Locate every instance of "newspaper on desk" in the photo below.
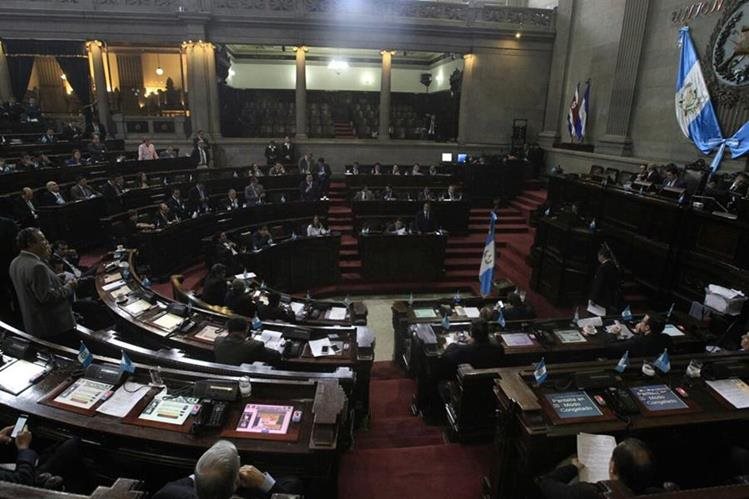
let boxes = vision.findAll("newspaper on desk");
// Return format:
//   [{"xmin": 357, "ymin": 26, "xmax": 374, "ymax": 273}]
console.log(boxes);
[
  {"xmin": 253, "ymin": 330, "xmax": 286, "ymax": 353},
  {"xmin": 312, "ymin": 380, "xmax": 346, "ymax": 424},
  {"xmin": 326, "ymin": 307, "xmax": 348, "ymax": 321}
]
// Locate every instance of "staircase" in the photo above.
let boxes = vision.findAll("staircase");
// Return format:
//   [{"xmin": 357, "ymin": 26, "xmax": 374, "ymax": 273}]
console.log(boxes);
[
  {"xmin": 338, "ymin": 361, "xmax": 491, "ymax": 499},
  {"xmin": 334, "ymin": 121, "xmax": 356, "ymax": 139}
]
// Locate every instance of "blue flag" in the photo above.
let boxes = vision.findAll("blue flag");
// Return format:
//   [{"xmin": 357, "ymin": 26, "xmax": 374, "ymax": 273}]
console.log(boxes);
[
  {"xmin": 252, "ymin": 314, "xmax": 263, "ymax": 330},
  {"xmin": 621, "ymin": 305, "xmax": 633, "ymax": 322},
  {"xmin": 120, "ymin": 350, "xmax": 135, "ymax": 374},
  {"xmin": 497, "ymin": 308, "xmax": 506, "ymax": 329},
  {"xmin": 442, "ymin": 313, "xmax": 450, "ymax": 331},
  {"xmin": 675, "ymin": 27, "xmax": 723, "ymax": 156},
  {"xmin": 615, "ymin": 350, "xmax": 629, "ymax": 373},
  {"xmin": 654, "ymin": 349, "xmax": 671, "ymax": 373},
  {"xmin": 408, "ymin": 292, "xmax": 414, "ymax": 306},
  {"xmin": 534, "ymin": 358, "xmax": 548, "ymax": 385},
  {"xmin": 77, "ymin": 342, "xmax": 93, "ymax": 368},
  {"xmin": 478, "ymin": 212, "xmax": 498, "ymax": 297},
  {"xmin": 573, "ymin": 306, "xmax": 580, "ymax": 323},
  {"xmin": 675, "ymin": 27, "xmax": 749, "ymax": 172}
]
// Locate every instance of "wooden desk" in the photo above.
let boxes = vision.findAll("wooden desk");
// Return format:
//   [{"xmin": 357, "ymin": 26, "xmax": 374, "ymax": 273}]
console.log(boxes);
[
  {"xmin": 130, "ymin": 200, "xmax": 329, "ymax": 278},
  {"xmin": 0, "ymin": 321, "xmax": 345, "ymax": 498},
  {"xmin": 357, "ymin": 232, "xmax": 448, "ymax": 281},
  {"xmin": 344, "ymin": 173, "xmax": 458, "ymax": 190},
  {"xmin": 542, "ymin": 175, "xmax": 749, "ymax": 310},
  {"xmin": 486, "ymin": 353, "xmax": 749, "ymax": 499},
  {"xmin": 407, "ymin": 313, "xmax": 708, "ymax": 428},
  {"xmin": 95, "ymin": 252, "xmax": 374, "ymax": 423},
  {"xmin": 351, "ymin": 199, "xmax": 470, "ymax": 234}
]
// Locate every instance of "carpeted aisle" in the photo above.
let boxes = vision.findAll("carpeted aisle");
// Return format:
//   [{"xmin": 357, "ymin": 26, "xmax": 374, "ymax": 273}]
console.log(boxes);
[{"xmin": 339, "ymin": 361, "xmax": 492, "ymax": 499}]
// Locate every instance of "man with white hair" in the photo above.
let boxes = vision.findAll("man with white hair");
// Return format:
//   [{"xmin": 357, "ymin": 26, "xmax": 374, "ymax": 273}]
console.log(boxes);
[{"xmin": 153, "ymin": 440, "xmax": 300, "ymax": 498}]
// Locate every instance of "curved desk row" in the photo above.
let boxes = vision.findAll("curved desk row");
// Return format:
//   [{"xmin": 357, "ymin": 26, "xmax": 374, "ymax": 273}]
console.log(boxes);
[
  {"xmin": 95, "ymin": 250, "xmax": 374, "ymax": 422},
  {"xmin": 122, "ymin": 200, "xmax": 330, "ymax": 278},
  {"xmin": 344, "ymin": 173, "xmax": 459, "ymax": 189},
  {"xmin": 0, "ymin": 320, "xmax": 347, "ymax": 498}
]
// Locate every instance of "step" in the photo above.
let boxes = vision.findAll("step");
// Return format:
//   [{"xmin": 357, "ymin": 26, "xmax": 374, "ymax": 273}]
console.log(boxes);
[
  {"xmin": 494, "ymin": 224, "xmax": 529, "ymax": 234},
  {"xmin": 330, "ymin": 224, "xmax": 353, "ymax": 232},
  {"xmin": 341, "ymin": 272, "xmax": 363, "ymax": 282},
  {"xmin": 521, "ymin": 190, "xmax": 547, "ymax": 204},
  {"xmin": 339, "ymin": 260, "xmax": 362, "ymax": 269},
  {"xmin": 329, "ymin": 206, "xmax": 352, "ymax": 214},
  {"xmin": 339, "ymin": 249, "xmax": 360, "ymax": 258},
  {"xmin": 445, "ymin": 269, "xmax": 479, "ymax": 279},
  {"xmin": 509, "ymin": 199, "xmax": 537, "ymax": 213},
  {"xmin": 445, "ymin": 257, "xmax": 482, "ymax": 270}
]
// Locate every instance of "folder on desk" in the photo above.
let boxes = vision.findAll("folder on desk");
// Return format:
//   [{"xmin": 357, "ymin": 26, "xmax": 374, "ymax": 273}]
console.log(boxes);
[{"xmin": 414, "ymin": 308, "xmax": 438, "ymax": 319}]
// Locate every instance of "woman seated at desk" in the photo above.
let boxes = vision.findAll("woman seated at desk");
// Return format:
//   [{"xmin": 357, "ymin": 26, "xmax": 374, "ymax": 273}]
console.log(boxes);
[
  {"xmin": 202, "ymin": 263, "xmax": 227, "ymax": 306},
  {"xmin": 392, "ymin": 164, "xmax": 402, "ymax": 176},
  {"xmin": 224, "ymin": 279, "xmax": 256, "ymax": 317},
  {"xmin": 372, "ymin": 163, "xmax": 383, "ymax": 175},
  {"xmin": 307, "ymin": 215, "xmax": 329, "ymax": 237}
]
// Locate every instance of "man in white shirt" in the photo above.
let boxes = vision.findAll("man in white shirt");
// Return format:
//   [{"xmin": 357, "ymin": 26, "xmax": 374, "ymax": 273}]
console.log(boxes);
[
  {"xmin": 40, "ymin": 181, "xmax": 66, "ymax": 206},
  {"xmin": 138, "ymin": 138, "xmax": 159, "ymax": 161}
]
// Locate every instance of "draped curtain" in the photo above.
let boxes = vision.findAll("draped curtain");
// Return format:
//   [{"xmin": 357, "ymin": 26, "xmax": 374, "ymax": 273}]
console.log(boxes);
[{"xmin": 2, "ymin": 39, "xmax": 91, "ymax": 122}]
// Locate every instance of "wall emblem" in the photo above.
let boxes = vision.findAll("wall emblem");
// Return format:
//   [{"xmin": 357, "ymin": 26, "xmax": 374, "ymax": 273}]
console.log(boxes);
[{"xmin": 706, "ymin": 0, "xmax": 749, "ymax": 107}]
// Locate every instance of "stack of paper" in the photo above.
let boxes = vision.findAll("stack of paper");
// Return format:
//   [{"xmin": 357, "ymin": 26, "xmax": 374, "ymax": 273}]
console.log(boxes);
[
  {"xmin": 327, "ymin": 307, "xmax": 348, "ymax": 321},
  {"xmin": 123, "ymin": 299, "xmax": 152, "ymax": 316},
  {"xmin": 254, "ymin": 330, "xmax": 285, "ymax": 353},
  {"xmin": 97, "ymin": 383, "xmax": 150, "ymax": 417},
  {"xmin": 309, "ymin": 338, "xmax": 335, "ymax": 357}
]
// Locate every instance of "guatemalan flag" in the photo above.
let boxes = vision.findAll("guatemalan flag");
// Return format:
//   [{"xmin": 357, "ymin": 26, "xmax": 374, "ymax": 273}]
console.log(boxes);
[
  {"xmin": 567, "ymin": 81, "xmax": 590, "ymax": 142},
  {"xmin": 479, "ymin": 211, "xmax": 498, "ymax": 297},
  {"xmin": 675, "ymin": 27, "xmax": 723, "ymax": 156}
]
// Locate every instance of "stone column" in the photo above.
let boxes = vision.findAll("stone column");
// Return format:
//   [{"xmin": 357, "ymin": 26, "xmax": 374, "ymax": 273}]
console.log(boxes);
[
  {"xmin": 596, "ymin": 0, "xmax": 650, "ymax": 156},
  {"xmin": 87, "ymin": 41, "xmax": 112, "ymax": 133},
  {"xmin": 295, "ymin": 46, "xmax": 308, "ymax": 139},
  {"xmin": 537, "ymin": 0, "xmax": 575, "ymax": 149},
  {"xmin": 378, "ymin": 50, "xmax": 392, "ymax": 141},
  {"xmin": 457, "ymin": 53, "xmax": 476, "ymax": 145},
  {"xmin": 205, "ymin": 42, "xmax": 222, "ymax": 138},
  {"xmin": 184, "ymin": 41, "xmax": 211, "ymax": 137},
  {"xmin": 0, "ymin": 42, "xmax": 14, "ymax": 103}
]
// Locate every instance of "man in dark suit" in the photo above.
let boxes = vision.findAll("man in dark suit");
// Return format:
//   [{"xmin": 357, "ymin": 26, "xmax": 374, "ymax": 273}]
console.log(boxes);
[
  {"xmin": 214, "ymin": 317, "xmax": 280, "ymax": 366},
  {"xmin": 258, "ymin": 293, "xmax": 294, "ymax": 322},
  {"xmin": 298, "ymin": 152, "xmax": 313, "ymax": 174},
  {"xmin": 153, "ymin": 440, "xmax": 299, "ymax": 499},
  {"xmin": 441, "ymin": 319, "xmax": 503, "ymax": 377},
  {"xmin": 280, "ymin": 136, "xmax": 294, "ymax": 163},
  {"xmin": 0, "ymin": 217, "xmax": 19, "ymax": 318},
  {"xmin": 86, "ymin": 134, "xmax": 107, "ymax": 162},
  {"xmin": 662, "ymin": 165, "xmax": 686, "ymax": 189},
  {"xmin": 38, "ymin": 181, "xmax": 66, "ymax": 207},
  {"xmin": 201, "ymin": 264, "xmax": 227, "ymax": 307},
  {"xmin": 39, "ymin": 128, "xmax": 56, "ymax": 144},
  {"xmin": 9, "ymin": 228, "xmax": 77, "ymax": 341},
  {"xmin": 223, "ymin": 188, "xmax": 241, "ymax": 211},
  {"xmin": 589, "ymin": 245, "xmax": 621, "ymax": 314},
  {"xmin": 314, "ymin": 158, "xmax": 331, "ymax": 196},
  {"xmin": 224, "ymin": 280, "xmax": 255, "ymax": 317},
  {"xmin": 187, "ymin": 182, "xmax": 210, "ymax": 214},
  {"xmin": 502, "ymin": 292, "xmax": 535, "ymax": 321},
  {"xmin": 243, "ymin": 177, "xmax": 265, "ymax": 206},
  {"xmin": 167, "ymin": 188, "xmax": 188, "ymax": 219},
  {"xmin": 86, "ymin": 118, "xmax": 107, "ymax": 140},
  {"xmin": 12, "ymin": 188, "xmax": 39, "ymax": 227},
  {"xmin": 153, "ymin": 203, "xmax": 178, "ymax": 228},
  {"xmin": 299, "ymin": 173, "xmax": 319, "ymax": 201},
  {"xmin": 537, "ymin": 438, "xmax": 657, "ymax": 499},
  {"xmin": 252, "ymin": 225, "xmax": 272, "ymax": 250},
  {"xmin": 70, "ymin": 176, "xmax": 98, "ymax": 201},
  {"xmin": 101, "ymin": 175, "xmax": 125, "ymax": 214},
  {"xmin": 608, "ymin": 313, "xmax": 672, "ymax": 358},
  {"xmin": 414, "ymin": 202, "xmax": 437, "ymax": 233}
]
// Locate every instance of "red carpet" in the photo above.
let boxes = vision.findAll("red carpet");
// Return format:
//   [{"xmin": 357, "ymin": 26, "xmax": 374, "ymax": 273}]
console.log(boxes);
[{"xmin": 340, "ymin": 361, "xmax": 493, "ymax": 498}]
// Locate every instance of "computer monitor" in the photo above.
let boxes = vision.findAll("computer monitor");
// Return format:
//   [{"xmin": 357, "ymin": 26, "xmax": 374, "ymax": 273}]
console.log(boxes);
[
  {"xmin": 456, "ymin": 153, "xmax": 468, "ymax": 164},
  {"xmin": 441, "ymin": 153, "xmax": 453, "ymax": 162}
]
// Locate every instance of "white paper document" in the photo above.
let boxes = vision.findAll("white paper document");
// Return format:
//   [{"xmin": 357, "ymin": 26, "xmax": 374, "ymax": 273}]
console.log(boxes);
[
  {"xmin": 97, "ymin": 383, "xmax": 151, "ymax": 417},
  {"xmin": 123, "ymin": 299, "xmax": 152, "ymax": 316},
  {"xmin": 554, "ymin": 329, "xmax": 587, "ymax": 344},
  {"xmin": 111, "ymin": 285, "xmax": 132, "ymax": 300},
  {"xmin": 577, "ymin": 317, "xmax": 603, "ymax": 328},
  {"xmin": 290, "ymin": 302, "xmax": 305, "ymax": 316},
  {"xmin": 254, "ymin": 330, "xmax": 286, "ymax": 353},
  {"xmin": 500, "ymin": 333, "xmax": 535, "ymax": 347},
  {"xmin": 463, "ymin": 307, "xmax": 481, "ymax": 318},
  {"xmin": 586, "ymin": 301, "xmax": 607, "ymax": 317},
  {"xmin": 706, "ymin": 378, "xmax": 749, "ymax": 409},
  {"xmin": 103, "ymin": 273, "xmax": 122, "ymax": 284},
  {"xmin": 662, "ymin": 324, "xmax": 685, "ymax": 337},
  {"xmin": 309, "ymin": 337, "xmax": 335, "ymax": 357},
  {"xmin": 605, "ymin": 321, "xmax": 634, "ymax": 339},
  {"xmin": 102, "ymin": 280, "xmax": 126, "ymax": 292},
  {"xmin": 153, "ymin": 313, "xmax": 183, "ymax": 331},
  {"xmin": 194, "ymin": 325, "xmax": 226, "ymax": 342},
  {"xmin": 577, "ymin": 433, "xmax": 617, "ymax": 483},
  {"xmin": 0, "ymin": 360, "xmax": 47, "ymax": 395},
  {"xmin": 234, "ymin": 272, "xmax": 257, "ymax": 280},
  {"xmin": 327, "ymin": 307, "xmax": 348, "ymax": 321}
]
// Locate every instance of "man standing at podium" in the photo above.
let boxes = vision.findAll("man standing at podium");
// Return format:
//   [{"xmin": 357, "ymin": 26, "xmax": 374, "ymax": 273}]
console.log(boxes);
[
  {"xmin": 415, "ymin": 202, "xmax": 438, "ymax": 233},
  {"xmin": 589, "ymin": 245, "xmax": 621, "ymax": 315}
]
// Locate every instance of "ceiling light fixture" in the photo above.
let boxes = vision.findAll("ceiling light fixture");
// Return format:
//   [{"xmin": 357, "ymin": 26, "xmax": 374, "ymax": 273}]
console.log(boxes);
[
  {"xmin": 328, "ymin": 59, "xmax": 349, "ymax": 71},
  {"xmin": 156, "ymin": 53, "xmax": 164, "ymax": 75}
]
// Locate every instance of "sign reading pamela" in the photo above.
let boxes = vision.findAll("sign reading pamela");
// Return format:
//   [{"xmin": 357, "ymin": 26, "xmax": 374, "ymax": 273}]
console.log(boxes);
[{"xmin": 672, "ymin": 0, "xmax": 725, "ymax": 25}]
